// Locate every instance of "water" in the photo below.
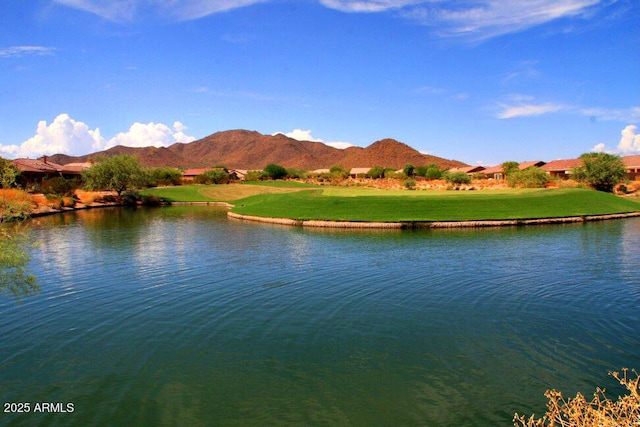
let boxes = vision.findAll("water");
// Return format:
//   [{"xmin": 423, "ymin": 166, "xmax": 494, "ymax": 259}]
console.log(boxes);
[{"xmin": 1, "ymin": 206, "xmax": 639, "ymax": 426}]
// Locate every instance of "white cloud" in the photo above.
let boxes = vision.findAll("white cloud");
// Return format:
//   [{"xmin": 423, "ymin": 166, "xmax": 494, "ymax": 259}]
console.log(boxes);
[
  {"xmin": 497, "ymin": 103, "xmax": 566, "ymax": 119},
  {"xmin": 319, "ymin": 0, "xmax": 421, "ymax": 13},
  {"xmin": 0, "ymin": 114, "xmax": 196, "ymax": 159},
  {"xmin": 617, "ymin": 124, "xmax": 640, "ymax": 153},
  {"xmin": 54, "ymin": 0, "xmax": 268, "ymax": 22},
  {"xmin": 54, "ymin": 0, "xmax": 138, "ymax": 21},
  {"xmin": 403, "ymin": 0, "xmax": 604, "ymax": 40},
  {"xmin": 273, "ymin": 129, "xmax": 356, "ymax": 149},
  {"xmin": 0, "ymin": 46, "xmax": 57, "ymax": 58},
  {"xmin": 106, "ymin": 121, "xmax": 195, "ymax": 149},
  {"xmin": 5, "ymin": 114, "xmax": 105, "ymax": 158}
]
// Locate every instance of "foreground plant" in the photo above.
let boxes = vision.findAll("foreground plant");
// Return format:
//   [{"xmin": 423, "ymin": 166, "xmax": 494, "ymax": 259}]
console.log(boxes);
[{"xmin": 514, "ymin": 369, "xmax": 640, "ymax": 427}]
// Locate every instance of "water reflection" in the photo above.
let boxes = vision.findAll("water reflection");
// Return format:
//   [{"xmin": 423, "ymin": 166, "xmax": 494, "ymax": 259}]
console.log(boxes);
[{"xmin": 0, "ymin": 222, "xmax": 40, "ymax": 300}]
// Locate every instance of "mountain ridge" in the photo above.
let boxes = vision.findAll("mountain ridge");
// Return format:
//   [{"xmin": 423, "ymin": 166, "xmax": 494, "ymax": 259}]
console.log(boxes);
[{"xmin": 47, "ymin": 129, "xmax": 468, "ymax": 170}]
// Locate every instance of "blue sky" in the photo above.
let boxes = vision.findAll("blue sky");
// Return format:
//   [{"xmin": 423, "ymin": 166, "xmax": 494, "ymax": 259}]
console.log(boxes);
[{"xmin": 0, "ymin": 0, "xmax": 638, "ymax": 166}]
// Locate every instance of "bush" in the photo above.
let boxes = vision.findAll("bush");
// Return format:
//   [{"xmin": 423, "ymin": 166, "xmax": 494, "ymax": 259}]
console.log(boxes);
[
  {"xmin": 193, "ymin": 168, "xmax": 230, "ymax": 184},
  {"xmin": 329, "ymin": 166, "xmax": 349, "ymax": 179},
  {"xmin": 264, "ymin": 164, "xmax": 288, "ymax": 180},
  {"xmin": 0, "ymin": 189, "xmax": 32, "ymax": 221},
  {"xmin": 572, "ymin": 153, "xmax": 627, "ymax": 192},
  {"xmin": 286, "ymin": 168, "xmax": 308, "ymax": 179},
  {"xmin": 0, "ymin": 157, "xmax": 19, "ymax": 189},
  {"xmin": 507, "ymin": 167, "xmax": 550, "ymax": 188},
  {"xmin": 245, "ymin": 170, "xmax": 264, "ymax": 181},
  {"xmin": 442, "ymin": 171, "xmax": 472, "ymax": 186},
  {"xmin": 148, "ymin": 167, "xmax": 183, "ymax": 186},
  {"xmin": 416, "ymin": 164, "xmax": 444, "ymax": 180},
  {"xmin": 367, "ymin": 166, "xmax": 385, "ymax": 179},
  {"xmin": 403, "ymin": 179, "xmax": 416, "ymax": 190},
  {"xmin": 43, "ymin": 177, "xmax": 77, "ymax": 196},
  {"xmin": 514, "ymin": 369, "xmax": 639, "ymax": 427}
]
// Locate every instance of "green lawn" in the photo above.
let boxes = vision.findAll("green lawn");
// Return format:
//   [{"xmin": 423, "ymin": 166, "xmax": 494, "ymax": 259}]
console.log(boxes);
[{"xmin": 230, "ymin": 188, "xmax": 640, "ymax": 222}]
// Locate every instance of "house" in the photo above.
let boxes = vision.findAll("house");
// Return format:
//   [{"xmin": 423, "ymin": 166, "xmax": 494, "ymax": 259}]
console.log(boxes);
[
  {"xmin": 349, "ymin": 168, "xmax": 371, "ymax": 178},
  {"xmin": 482, "ymin": 161, "xmax": 546, "ymax": 180},
  {"xmin": 182, "ymin": 168, "xmax": 211, "ymax": 181},
  {"xmin": 447, "ymin": 166, "xmax": 486, "ymax": 175},
  {"xmin": 623, "ymin": 155, "xmax": 640, "ymax": 180},
  {"xmin": 12, "ymin": 158, "xmax": 64, "ymax": 188},
  {"xmin": 541, "ymin": 159, "xmax": 582, "ymax": 179}
]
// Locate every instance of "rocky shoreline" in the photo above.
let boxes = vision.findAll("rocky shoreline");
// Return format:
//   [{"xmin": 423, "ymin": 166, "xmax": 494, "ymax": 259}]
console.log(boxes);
[{"xmin": 227, "ymin": 211, "xmax": 640, "ymax": 229}]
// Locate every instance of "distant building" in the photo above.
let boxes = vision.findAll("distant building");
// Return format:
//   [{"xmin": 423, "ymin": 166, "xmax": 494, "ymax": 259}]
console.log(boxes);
[{"xmin": 541, "ymin": 159, "xmax": 582, "ymax": 179}]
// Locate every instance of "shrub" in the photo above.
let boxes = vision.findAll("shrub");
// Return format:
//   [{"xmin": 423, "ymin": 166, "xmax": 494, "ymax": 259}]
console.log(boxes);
[
  {"xmin": 507, "ymin": 167, "xmax": 550, "ymax": 188},
  {"xmin": 245, "ymin": 170, "xmax": 264, "ymax": 181},
  {"xmin": 367, "ymin": 166, "xmax": 385, "ymax": 179},
  {"xmin": 148, "ymin": 167, "xmax": 183, "ymax": 186},
  {"xmin": 286, "ymin": 168, "xmax": 308, "ymax": 179},
  {"xmin": 193, "ymin": 168, "xmax": 230, "ymax": 185},
  {"xmin": 572, "ymin": 152, "xmax": 627, "ymax": 192},
  {"xmin": 416, "ymin": 164, "xmax": 444, "ymax": 180},
  {"xmin": 0, "ymin": 157, "xmax": 19, "ymax": 189},
  {"xmin": 43, "ymin": 177, "xmax": 77, "ymax": 196},
  {"xmin": 514, "ymin": 369, "xmax": 639, "ymax": 427},
  {"xmin": 263, "ymin": 164, "xmax": 288, "ymax": 180},
  {"xmin": 329, "ymin": 166, "xmax": 349, "ymax": 179},
  {"xmin": 403, "ymin": 179, "xmax": 416, "ymax": 190},
  {"xmin": 442, "ymin": 171, "xmax": 472, "ymax": 186},
  {"xmin": 0, "ymin": 189, "xmax": 32, "ymax": 221}
]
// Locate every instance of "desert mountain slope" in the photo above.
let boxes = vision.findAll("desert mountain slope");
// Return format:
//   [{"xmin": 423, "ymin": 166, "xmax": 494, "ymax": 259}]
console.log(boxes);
[{"xmin": 47, "ymin": 129, "xmax": 467, "ymax": 170}]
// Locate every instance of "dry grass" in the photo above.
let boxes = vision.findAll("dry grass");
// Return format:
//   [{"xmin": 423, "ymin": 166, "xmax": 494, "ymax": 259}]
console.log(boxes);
[
  {"xmin": 514, "ymin": 369, "xmax": 640, "ymax": 427},
  {"xmin": 0, "ymin": 189, "xmax": 34, "ymax": 220},
  {"xmin": 198, "ymin": 184, "xmax": 305, "ymax": 202}
]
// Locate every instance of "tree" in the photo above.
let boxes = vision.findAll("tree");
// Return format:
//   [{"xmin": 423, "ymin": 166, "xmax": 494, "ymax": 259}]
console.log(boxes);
[
  {"xmin": 572, "ymin": 152, "xmax": 627, "ymax": 192},
  {"xmin": 0, "ymin": 227, "xmax": 39, "ymax": 300},
  {"xmin": 442, "ymin": 171, "xmax": 472, "ymax": 186},
  {"xmin": 194, "ymin": 168, "xmax": 230, "ymax": 184},
  {"xmin": 403, "ymin": 164, "xmax": 415, "ymax": 178},
  {"xmin": 0, "ymin": 157, "xmax": 19, "ymax": 189},
  {"xmin": 83, "ymin": 155, "xmax": 147, "ymax": 197},
  {"xmin": 507, "ymin": 167, "xmax": 550, "ymax": 188},
  {"xmin": 263, "ymin": 164, "xmax": 288, "ymax": 180},
  {"xmin": 501, "ymin": 161, "xmax": 520, "ymax": 178},
  {"xmin": 416, "ymin": 164, "xmax": 443, "ymax": 180},
  {"xmin": 367, "ymin": 166, "xmax": 385, "ymax": 179}
]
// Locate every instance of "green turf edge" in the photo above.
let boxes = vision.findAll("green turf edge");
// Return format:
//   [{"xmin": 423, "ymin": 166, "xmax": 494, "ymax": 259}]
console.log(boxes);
[{"xmin": 229, "ymin": 188, "xmax": 640, "ymax": 222}]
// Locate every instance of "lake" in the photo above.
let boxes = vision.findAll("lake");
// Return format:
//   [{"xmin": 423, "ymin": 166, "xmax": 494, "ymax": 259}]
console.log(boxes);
[{"xmin": 1, "ymin": 206, "xmax": 639, "ymax": 426}]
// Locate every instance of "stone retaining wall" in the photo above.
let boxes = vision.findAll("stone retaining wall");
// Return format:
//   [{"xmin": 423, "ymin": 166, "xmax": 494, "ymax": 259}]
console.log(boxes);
[{"xmin": 227, "ymin": 211, "xmax": 640, "ymax": 229}]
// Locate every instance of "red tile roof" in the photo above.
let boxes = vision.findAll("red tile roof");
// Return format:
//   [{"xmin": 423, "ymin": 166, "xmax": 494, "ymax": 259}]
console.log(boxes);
[
  {"xmin": 623, "ymin": 155, "xmax": 640, "ymax": 168},
  {"xmin": 541, "ymin": 159, "xmax": 582, "ymax": 172},
  {"xmin": 12, "ymin": 158, "xmax": 63, "ymax": 173}
]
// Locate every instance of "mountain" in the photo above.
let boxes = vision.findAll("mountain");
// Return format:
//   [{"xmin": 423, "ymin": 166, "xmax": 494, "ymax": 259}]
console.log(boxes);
[{"xmin": 47, "ymin": 129, "xmax": 467, "ymax": 170}]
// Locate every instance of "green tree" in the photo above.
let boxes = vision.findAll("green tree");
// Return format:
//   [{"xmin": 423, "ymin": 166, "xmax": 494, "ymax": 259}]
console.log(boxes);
[
  {"xmin": 403, "ymin": 164, "xmax": 415, "ymax": 178},
  {"xmin": 507, "ymin": 167, "xmax": 550, "ymax": 188},
  {"xmin": 83, "ymin": 155, "xmax": 147, "ymax": 197},
  {"xmin": 442, "ymin": 171, "xmax": 472, "ymax": 186},
  {"xmin": 263, "ymin": 164, "xmax": 288, "ymax": 180},
  {"xmin": 194, "ymin": 168, "xmax": 230, "ymax": 184},
  {"xmin": 148, "ymin": 167, "xmax": 183, "ymax": 186},
  {"xmin": 572, "ymin": 152, "xmax": 627, "ymax": 192},
  {"xmin": 0, "ymin": 226, "xmax": 39, "ymax": 300},
  {"xmin": 0, "ymin": 157, "xmax": 19, "ymax": 189},
  {"xmin": 416, "ymin": 164, "xmax": 443, "ymax": 180},
  {"xmin": 367, "ymin": 166, "xmax": 385, "ymax": 179},
  {"xmin": 501, "ymin": 161, "xmax": 520, "ymax": 178},
  {"xmin": 329, "ymin": 166, "xmax": 349, "ymax": 179}
]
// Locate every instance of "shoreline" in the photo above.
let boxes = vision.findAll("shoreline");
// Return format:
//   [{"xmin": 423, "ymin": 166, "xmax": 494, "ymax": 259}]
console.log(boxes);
[{"xmin": 227, "ymin": 211, "xmax": 640, "ymax": 229}]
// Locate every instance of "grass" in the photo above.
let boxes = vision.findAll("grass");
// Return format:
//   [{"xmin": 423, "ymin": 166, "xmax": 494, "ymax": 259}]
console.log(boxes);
[
  {"xmin": 141, "ymin": 182, "xmax": 318, "ymax": 203},
  {"xmin": 230, "ymin": 188, "xmax": 640, "ymax": 222},
  {"xmin": 142, "ymin": 184, "xmax": 640, "ymax": 222}
]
